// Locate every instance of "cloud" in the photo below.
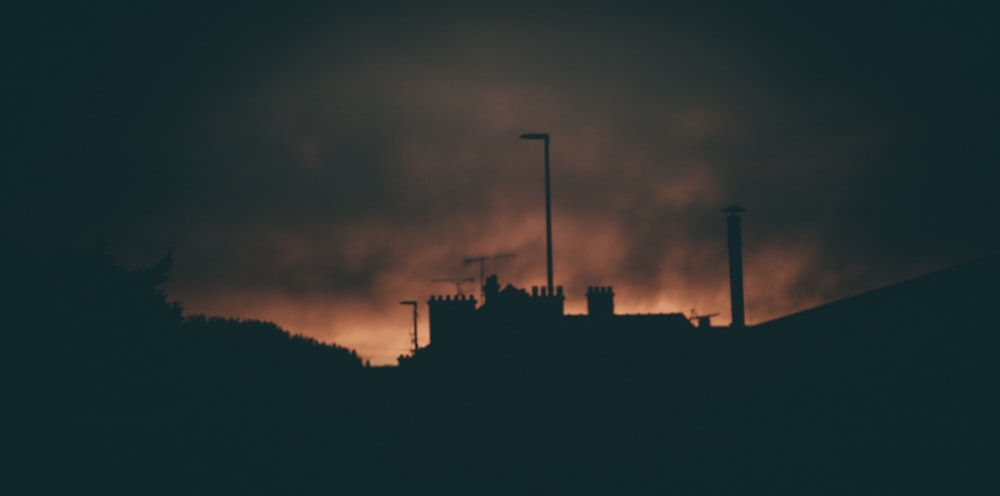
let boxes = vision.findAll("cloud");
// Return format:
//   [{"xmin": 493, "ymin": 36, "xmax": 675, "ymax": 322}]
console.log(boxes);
[{"xmin": 9, "ymin": 2, "xmax": 998, "ymax": 364}]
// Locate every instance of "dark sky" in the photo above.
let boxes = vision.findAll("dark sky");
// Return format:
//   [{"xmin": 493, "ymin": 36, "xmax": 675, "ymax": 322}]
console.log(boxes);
[{"xmin": 5, "ymin": 1, "xmax": 998, "ymax": 363}]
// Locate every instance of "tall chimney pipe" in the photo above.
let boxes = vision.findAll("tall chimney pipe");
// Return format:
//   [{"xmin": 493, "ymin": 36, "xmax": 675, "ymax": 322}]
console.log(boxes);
[{"xmin": 721, "ymin": 205, "xmax": 746, "ymax": 328}]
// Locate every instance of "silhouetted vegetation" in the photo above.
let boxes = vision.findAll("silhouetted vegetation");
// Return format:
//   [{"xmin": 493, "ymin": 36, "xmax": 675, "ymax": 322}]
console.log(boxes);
[{"xmin": 5, "ymin": 242, "xmax": 403, "ymax": 494}]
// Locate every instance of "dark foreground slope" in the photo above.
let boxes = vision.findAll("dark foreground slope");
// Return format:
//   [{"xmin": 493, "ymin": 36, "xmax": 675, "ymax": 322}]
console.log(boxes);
[
  {"xmin": 399, "ymin": 255, "xmax": 999, "ymax": 494},
  {"xmin": 4, "ymin": 244, "xmax": 406, "ymax": 494}
]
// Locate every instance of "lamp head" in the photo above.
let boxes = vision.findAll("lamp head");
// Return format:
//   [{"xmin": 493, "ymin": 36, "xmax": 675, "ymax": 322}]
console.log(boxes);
[{"xmin": 519, "ymin": 132, "xmax": 549, "ymax": 140}]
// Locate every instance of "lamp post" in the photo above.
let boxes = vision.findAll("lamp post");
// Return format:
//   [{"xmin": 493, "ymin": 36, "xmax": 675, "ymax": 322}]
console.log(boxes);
[{"xmin": 519, "ymin": 132, "xmax": 554, "ymax": 295}]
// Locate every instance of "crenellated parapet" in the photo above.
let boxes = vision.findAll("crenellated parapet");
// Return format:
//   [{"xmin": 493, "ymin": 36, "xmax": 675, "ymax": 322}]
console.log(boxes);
[
  {"xmin": 427, "ymin": 294, "xmax": 477, "ymax": 350},
  {"xmin": 428, "ymin": 294, "xmax": 478, "ymax": 304},
  {"xmin": 586, "ymin": 285, "xmax": 615, "ymax": 317},
  {"xmin": 479, "ymin": 274, "xmax": 565, "ymax": 320},
  {"xmin": 529, "ymin": 285, "xmax": 565, "ymax": 298},
  {"xmin": 527, "ymin": 285, "xmax": 565, "ymax": 318}
]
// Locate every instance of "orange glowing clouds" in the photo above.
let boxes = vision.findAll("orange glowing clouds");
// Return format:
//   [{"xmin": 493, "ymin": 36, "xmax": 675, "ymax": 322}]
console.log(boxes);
[
  {"xmin": 162, "ymin": 58, "xmax": 865, "ymax": 364},
  {"xmin": 163, "ymin": 170, "xmax": 851, "ymax": 366},
  {"xmin": 77, "ymin": 6, "xmax": 995, "ymax": 367}
]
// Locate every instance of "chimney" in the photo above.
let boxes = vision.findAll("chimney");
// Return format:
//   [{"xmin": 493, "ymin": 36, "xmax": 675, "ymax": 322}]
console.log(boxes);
[
  {"xmin": 586, "ymin": 286, "xmax": 615, "ymax": 317},
  {"xmin": 721, "ymin": 205, "xmax": 746, "ymax": 328},
  {"xmin": 483, "ymin": 274, "xmax": 500, "ymax": 304}
]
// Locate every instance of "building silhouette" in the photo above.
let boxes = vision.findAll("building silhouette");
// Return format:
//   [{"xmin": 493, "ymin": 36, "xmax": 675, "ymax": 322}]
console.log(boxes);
[
  {"xmin": 417, "ymin": 206, "xmax": 754, "ymax": 363},
  {"xmin": 422, "ymin": 274, "xmax": 697, "ymax": 364}
]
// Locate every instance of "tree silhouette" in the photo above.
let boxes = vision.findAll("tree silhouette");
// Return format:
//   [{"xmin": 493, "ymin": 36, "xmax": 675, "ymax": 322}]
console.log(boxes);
[{"xmin": 5, "ymin": 242, "xmax": 402, "ymax": 494}]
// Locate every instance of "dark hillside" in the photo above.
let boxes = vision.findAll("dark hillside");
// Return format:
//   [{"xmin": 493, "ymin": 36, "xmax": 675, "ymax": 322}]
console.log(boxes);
[{"xmin": 4, "ymin": 243, "xmax": 404, "ymax": 494}]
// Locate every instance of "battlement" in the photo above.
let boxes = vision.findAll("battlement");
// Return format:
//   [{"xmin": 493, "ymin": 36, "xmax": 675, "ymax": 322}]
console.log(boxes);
[
  {"xmin": 428, "ymin": 294, "xmax": 478, "ymax": 304},
  {"xmin": 586, "ymin": 285, "xmax": 615, "ymax": 317},
  {"xmin": 427, "ymin": 294, "xmax": 477, "ymax": 351},
  {"xmin": 586, "ymin": 286, "xmax": 614, "ymax": 296},
  {"xmin": 530, "ymin": 285, "xmax": 564, "ymax": 298}
]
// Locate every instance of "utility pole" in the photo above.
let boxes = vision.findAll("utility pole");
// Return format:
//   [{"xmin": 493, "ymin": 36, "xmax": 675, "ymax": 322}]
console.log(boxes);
[{"xmin": 399, "ymin": 301, "xmax": 418, "ymax": 353}]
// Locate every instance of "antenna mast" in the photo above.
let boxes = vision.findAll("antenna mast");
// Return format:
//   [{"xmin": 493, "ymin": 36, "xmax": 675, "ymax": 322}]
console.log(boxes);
[
  {"xmin": 431, "ymin": 277, "xmax": 476, "ymax": 296},
  {"xmin": 399, "ymin": 301, "xmax": 418, "ymax": 354},
  {"xmin": 462, "ymin": 252, "xmax": 516, "ymax": 300}
]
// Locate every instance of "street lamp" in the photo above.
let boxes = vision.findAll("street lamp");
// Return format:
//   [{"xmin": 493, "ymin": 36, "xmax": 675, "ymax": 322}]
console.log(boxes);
[{"xmin": 519, "ymin": 132, "xmax": 554, "ymax": 295}]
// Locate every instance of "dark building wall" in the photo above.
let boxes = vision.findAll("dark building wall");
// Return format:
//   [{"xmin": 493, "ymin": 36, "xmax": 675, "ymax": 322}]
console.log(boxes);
[
  {"xmin": 427, "ymin": 278, "xmax": 705, "ymax": 363},
  {"xmin": 586, "ymin": 286, "xmax": 615, "ymax": 317},
  {"xmin": 523, "ymin": 287, "xmax": 565, "ymax": 320},
  {"xmin": 427, "ymin": 294, "xmax": 477, "ymax": 351},
  {"xmin": 481, "ymin": 278, "xmax": 565, "ymax": 323}
]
